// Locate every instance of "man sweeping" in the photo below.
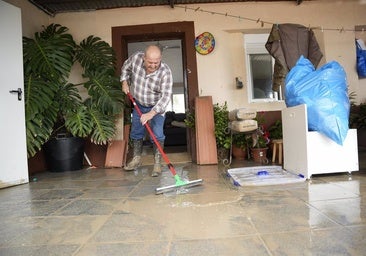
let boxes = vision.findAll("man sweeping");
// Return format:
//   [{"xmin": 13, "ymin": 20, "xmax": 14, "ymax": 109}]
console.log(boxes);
[{"xmin": 121, "ymin": 45, "xmax": 173, "ymax": 177}]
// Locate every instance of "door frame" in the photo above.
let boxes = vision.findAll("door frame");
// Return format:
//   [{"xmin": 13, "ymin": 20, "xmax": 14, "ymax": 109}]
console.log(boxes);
[{"xmin": 112, "ymin": 21, "xmax": 198, "ymax": 162}]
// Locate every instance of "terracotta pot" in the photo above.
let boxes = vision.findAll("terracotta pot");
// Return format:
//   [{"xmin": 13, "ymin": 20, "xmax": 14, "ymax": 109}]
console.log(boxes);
[
  {"xmin": 232, "ymin": 145, "xmax": 246, "ymax": 160},
  {"xmin": 251, "ymin": 147, "xmax": 269, "ymax": 164}
]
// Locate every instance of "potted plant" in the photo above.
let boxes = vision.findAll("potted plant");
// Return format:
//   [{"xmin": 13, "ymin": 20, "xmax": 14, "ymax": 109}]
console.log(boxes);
[
  {"xmin": 213, "ymin": 102, "xmax": 231, "ymax": 149},
  {"xmin": 350, "ymin": 102, "xmax": 366, "ymax": 148},
  {"xmin": 350, "ymin": 103, "xmax": 366, "ymax": 129},
  {"xmin": 267, "ymin": 119, "xmax": 283, "ymax": 163},
  {"xmin": 23, "ymin": 23, "xmax": 124, "ymax": 171},
  {"xmin": 213, "ymin": 102, "xmax": 232, "ymax": 161},
  {"xmin": 232, "ymin": 133, "xmax": 248, "ymax": 160},
  {"xmin": 268, "ymin": 120, "xmax": 283, "ymax": 140},
  {"xmin": 249, "ymin": 112, "xmax": 270, "ymax": 164},
  {"xmin": 348, "ymin": 91, "xmax": 366, "ymax": 147}
]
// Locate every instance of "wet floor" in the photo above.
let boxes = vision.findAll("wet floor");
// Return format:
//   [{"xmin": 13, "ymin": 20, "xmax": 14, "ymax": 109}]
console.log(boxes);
[{"xmin": 0, "ymin": 149, "xmax": 366, "ymax": 256}]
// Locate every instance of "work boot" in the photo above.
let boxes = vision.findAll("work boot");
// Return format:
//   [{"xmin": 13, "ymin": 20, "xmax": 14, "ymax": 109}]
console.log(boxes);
[
  {"xmin": 124, "ymin": 139, "xmax": 143, "ymax": 171},
  {"xmin": 151, "ymin": 140, "xmax": 164, "ymax": 177}
]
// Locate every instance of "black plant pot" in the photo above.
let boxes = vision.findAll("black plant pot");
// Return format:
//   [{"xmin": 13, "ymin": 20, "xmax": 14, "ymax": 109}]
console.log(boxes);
[{"xmin": 44, "ymin": 136, "xmax": 85, "ymax": 172}]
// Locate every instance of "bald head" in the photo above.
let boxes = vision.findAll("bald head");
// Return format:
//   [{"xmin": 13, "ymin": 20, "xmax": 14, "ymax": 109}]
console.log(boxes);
[
  {"xmin": 145, "ymin": 45, "xmax": 162, "ymax": 58},
  {"xmin": 144, "ymin": 45, "xmax": 162, "ymax": 74}
]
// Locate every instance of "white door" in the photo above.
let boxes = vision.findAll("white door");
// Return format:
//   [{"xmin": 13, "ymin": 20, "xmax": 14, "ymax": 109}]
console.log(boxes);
[{"xmin": 0, "ymin": 1, "xmax": 29, "ymax": 188}]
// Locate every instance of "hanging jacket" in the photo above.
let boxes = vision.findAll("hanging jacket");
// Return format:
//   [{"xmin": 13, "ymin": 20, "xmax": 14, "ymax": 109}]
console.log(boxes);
[{"xmin": 265, "ymin": 23, "xmax": 323, "ymax": 92}]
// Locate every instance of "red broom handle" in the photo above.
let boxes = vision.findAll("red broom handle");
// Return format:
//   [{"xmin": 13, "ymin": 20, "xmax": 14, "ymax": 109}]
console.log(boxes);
[{"xmin": 127, "ymin": 93, "xmax": 177, "ymax": 176}]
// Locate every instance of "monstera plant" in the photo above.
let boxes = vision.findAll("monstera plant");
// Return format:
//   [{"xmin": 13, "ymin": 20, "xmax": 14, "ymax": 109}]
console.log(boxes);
[{"xmin": 23, "ymin": 23, "xmax": 124, "ymax": 161}]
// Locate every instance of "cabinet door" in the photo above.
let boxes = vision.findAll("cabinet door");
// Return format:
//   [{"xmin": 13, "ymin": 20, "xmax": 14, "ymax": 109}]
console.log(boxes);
[{"xmin": 282, "ymin": 104, "xmax": 309, "ymax": 178}]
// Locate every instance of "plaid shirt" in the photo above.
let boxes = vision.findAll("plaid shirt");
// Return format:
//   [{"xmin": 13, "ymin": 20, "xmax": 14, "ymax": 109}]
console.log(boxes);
[{"xmin": 120, "ymin": 51, "xmax": 173, "ymax": 114}]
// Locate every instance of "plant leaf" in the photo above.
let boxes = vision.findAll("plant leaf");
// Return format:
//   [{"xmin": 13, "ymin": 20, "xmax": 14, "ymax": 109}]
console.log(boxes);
[
  {"xmin": 65, "ymin": 105, "xmax": 92, "ymax": 138},
  {"xmin": 26, "ymin": 103, "xmax": 58, "ymax": 157},
  {"xmin": 23, "ymin": 24, "xmax": 75, "ymax": 81},
  {"xmin": 75, "ymin": 35, "xmax": 116, "ymax": 71},
  {"xmin": 88, "ymin": 107, "xmax": 116, "ymax": 144},
  {"xmin": 83, "ymin": 67, "xmax": 124, "ymax": 114}
]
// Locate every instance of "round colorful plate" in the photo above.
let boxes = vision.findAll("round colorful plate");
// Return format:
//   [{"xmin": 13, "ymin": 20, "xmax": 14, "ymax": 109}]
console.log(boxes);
[{"xmin": 195, "ymin": 32, "xmax": 215, "ymax": 55}]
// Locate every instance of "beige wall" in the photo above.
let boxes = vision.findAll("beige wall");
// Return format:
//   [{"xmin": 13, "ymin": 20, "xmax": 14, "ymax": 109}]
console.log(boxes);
[
  {"xmin": 6, "ymin": 0, "xmax": 366, "ymax": 110},
  {"xmin": 3, "ymin": 0, "xmax": 48, "ymax": 37}
]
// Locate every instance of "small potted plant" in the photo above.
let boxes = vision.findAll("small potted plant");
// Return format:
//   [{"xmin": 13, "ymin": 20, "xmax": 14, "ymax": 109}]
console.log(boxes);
[
  {"xmin": 213, "ymin": 102, "xmax": 232, "ymax": 161},
  {"xmin": 268, "ymin": 120, "xmax": 283, "ymax": 140},
  {"xmin": 350, "ymin": 102, "xmax": 366, "ymax": 148},
  {"xmin": 249, "ymin": 112, "xmax": 270, "ymax": 164},
  {"xmin": 250, "ymin": 129, "xmax": 270, "ymax": 164},
  {"xmin": 232, "ymin": 133, "xmax": 248, "ymax": 160},
  {"xmin": 268, "ymin": 119, "xmax": 283, "ymax": 163}
]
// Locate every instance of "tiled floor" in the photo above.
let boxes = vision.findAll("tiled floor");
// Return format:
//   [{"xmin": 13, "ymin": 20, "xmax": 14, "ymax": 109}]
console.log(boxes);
[{"xmin": 1, "ymin": 148, "xmax": 365, "ymax": 256}]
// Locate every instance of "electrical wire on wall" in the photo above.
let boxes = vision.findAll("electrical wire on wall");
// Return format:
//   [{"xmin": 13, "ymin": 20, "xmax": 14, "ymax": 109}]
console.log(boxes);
[{"xmin": 174, "ymin": 5, "xmax": 365, "ymax": 34}]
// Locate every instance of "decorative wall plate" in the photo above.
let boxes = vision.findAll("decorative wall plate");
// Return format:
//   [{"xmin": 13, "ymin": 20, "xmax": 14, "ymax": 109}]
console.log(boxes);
[{"xmin": 195, "ymin": 32, "xmax": 215, "ymax": 55}]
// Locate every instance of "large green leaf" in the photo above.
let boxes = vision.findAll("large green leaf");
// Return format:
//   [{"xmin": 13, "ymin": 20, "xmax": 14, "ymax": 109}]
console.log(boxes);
[
  {"xmin": 23, "ymin": 24, "xmax": 75, "ymax": 81},
  {"xmin": 24, "ymin": 74, "xmax": 58, "ymax": 120},
  {"xmin": 75, "ymin": 35, "xmax": 116, "ymax": 71},
  {"xmin": 65, "ymin": 102, "xmax": 117, "ymax": 145},
  {"xmin": 65, "ymin": 105, "xmax": 92, "ymax": 138},
  {"xmin": 88, "ymin": 107, "xmax": 116, "ymax": 145},
  {"xmin": 83, "ymin": 67, "xmax": 124, "ymax": 114},
  {"xmin": 56, "ymin": 83, "xmax": 83, "ymax": 116},
  {"xmin": 26, "ymin": 102, "xmax": 58, "ymax": 157}
]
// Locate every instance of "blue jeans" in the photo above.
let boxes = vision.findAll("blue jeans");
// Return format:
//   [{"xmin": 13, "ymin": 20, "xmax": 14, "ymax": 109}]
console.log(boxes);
[{"xmin": 130, "ymin": 101, "xmax": 165, "ymax": 142}]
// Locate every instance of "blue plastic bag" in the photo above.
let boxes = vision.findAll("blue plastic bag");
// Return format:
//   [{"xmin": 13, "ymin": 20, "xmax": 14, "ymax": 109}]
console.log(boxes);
[
  {"xmin": 285, "ymin": 56, "xmax": 350, "ymax": 145},
  {"xmin": 356, "ymin": 40, "xmax": 366, "ymax": 78}
]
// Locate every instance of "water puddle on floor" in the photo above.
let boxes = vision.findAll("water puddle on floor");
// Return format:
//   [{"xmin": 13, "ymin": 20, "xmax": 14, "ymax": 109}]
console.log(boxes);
[
  {"xmin": 157, "ymin": 170, "xmax": 242, "ymax": 207},
  {"xmin": 168, "ymin": 195, "xmax": 244, "ymax": 208}
]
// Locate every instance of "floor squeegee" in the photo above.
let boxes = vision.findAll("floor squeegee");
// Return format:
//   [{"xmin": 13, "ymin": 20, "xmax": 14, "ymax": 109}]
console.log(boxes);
[{"xmin": 127, "ymin": 93, "xmax": 203, "ymax": 194}]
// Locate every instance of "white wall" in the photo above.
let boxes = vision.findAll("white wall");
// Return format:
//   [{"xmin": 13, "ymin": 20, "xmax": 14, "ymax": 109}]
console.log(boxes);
[{"xmin": 5, "ymin": 0, "xmax": 366, "ymax": 111}]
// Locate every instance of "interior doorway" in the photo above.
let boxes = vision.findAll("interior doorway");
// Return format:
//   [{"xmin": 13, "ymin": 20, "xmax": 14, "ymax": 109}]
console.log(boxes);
[{"xmin": 112, "ymin": 21, "xmax": 199, "ymax": 162}]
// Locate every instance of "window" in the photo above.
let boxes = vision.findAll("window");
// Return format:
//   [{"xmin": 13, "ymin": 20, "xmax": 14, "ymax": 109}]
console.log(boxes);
[{"xmin": 244, "ymin": 34, "xmax": 276, "ymax": 102}]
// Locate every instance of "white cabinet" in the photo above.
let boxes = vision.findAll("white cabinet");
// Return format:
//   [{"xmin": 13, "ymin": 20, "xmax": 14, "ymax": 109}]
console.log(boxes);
[{"xmin": 282, "ymin": 104, "xmax": 359, "ymax": 179}]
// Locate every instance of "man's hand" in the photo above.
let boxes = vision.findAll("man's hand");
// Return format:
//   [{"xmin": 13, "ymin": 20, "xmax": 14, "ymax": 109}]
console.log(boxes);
[
  {"xmin": 122, "ymin": 81, "xmax": 129, "ymax": 94},
  {"xmin": 140, "ymin": 111, "xmax": 156, "ymax": 125}
]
